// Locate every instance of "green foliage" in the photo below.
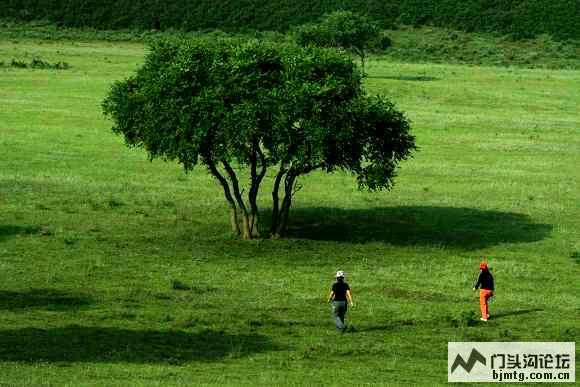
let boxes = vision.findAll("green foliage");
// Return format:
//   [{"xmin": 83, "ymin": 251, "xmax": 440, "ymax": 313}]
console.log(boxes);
[
  {"xmin": 2, "ymin": 1, "xmax": 578, "ymax": 41},
  {"xmin": 102, "ymin": 39, "xmax": 415, "ymax": 237},
  {"xmin": 377, "ymin": 33, "xmax": 393, "ymax": 50},
  {"xmin": 295, "ymin": 11, "xmax": 381, "ymax": 72},
  {"xmin": 2, "ymin": 21, "xmax": 578, "ymax": 70},
  {"xmin": 9, "ymin": 59, "xmax": 27, "ymax": 68},
  {"xmin": 397, "ymin": 0, "xmax": 580, "ymax": 41}
]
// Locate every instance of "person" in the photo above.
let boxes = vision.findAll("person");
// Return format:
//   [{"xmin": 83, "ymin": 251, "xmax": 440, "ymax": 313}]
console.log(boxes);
[
  {"xmin": 473, "ymin": 262, "xmax": 494, "ymax": 321},
  {"xmin": 327, "ymin": 270, "xmax": 354, "ymax": 331}
]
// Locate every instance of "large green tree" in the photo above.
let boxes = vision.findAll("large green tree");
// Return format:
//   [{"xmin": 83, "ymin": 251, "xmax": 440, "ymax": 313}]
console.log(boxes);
[{"xmin": 102, "ymin": 39, "xmax": 415, "ymax": 239}]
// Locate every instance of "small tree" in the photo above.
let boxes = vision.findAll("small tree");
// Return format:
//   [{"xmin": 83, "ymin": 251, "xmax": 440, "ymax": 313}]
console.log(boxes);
[
  {"xmin": 103, "ymin": 39, "xmax": 415, "ymax": 239},
  {"xmin": 295, "ymin": 11, "xmax": 381, "ymax": 74}
]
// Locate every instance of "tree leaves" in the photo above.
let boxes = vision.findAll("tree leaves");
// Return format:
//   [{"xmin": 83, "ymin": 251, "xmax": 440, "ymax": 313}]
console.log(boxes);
[{"xmin": 102, "ymin": 38, "xmax": 415, "ymax": 237}]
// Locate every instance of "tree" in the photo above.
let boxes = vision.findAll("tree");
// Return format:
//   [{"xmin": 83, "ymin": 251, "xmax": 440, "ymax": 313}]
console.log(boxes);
[
  {"xmin": 102, "ymin": 39, "xmax": 415, "ymax": 239},
  {"xmin": 295, "ymin": 10, "xmax": 381, "ymax": 74}
]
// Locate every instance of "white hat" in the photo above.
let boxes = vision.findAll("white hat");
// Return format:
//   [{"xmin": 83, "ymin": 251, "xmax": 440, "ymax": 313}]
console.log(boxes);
[{"xmin": 336, "ymin": 270, "xmax": 345, "ymax": 278}]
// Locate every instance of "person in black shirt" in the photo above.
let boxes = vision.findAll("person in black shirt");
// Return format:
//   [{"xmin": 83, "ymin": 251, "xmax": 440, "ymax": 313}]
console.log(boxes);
[
  {"xmin": 327, "ymin": 270, "xmax": 354, "ymax": 331},
  {"xmin": 473, "ymin": 262, "xmax": 495, "ymax": 321}
]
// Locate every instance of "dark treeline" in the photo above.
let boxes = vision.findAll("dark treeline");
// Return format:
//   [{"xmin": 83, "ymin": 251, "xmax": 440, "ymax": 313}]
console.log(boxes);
[{"xmin": 1, "ymin": 0, "xmax": 578, "ymax": 40}]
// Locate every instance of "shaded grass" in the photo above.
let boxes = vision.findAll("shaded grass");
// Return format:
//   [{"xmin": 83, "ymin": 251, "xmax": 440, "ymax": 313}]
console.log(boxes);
[
  {"xmin": 0, "ymin": 225, "xmax": 43, "ymax": 241},
  {"xmin": 0, "ymin": 289, "xmax": 94, "ymax": 311},
  {"xmin": 286, "ymin": 206, "xmax": 552, "ymax": 248},
  {"xmin": 0, "ymin": 327, "xmax": 279, "ymax": 364}
]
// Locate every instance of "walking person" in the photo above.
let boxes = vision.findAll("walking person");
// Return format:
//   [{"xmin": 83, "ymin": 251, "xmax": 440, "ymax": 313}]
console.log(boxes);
[
  {"xmin": 328, "ymin": 270, "xmax": 354, "ymax": 331},
  {"xmin": 473, "ymin": 262, "xmax": 494, "ymax": 321}
]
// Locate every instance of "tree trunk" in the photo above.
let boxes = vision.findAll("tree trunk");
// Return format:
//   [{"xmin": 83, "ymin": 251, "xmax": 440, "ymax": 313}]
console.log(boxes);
[
  {"xmin": 206, "ymin": 161, "xmax": 240, "ymax": 236},
  {"xmin": 241, "ymin": 215, "xmax": 252, "ymax": 240},
  {"xmin": 275, "ymin": 197, "xmax": 291, "ymax": 237},
  {"xmin": 248, "ymin": 140, "xmax": 267, "ymax": 238},
  {"xmin": 352, "ymin": 46, "xmax": 366, "ymax": 76},
  {"xmin": 270, "ymin": 164, "xmax": 287, "ymax": 236},
  {"xmin": 222, "ymin": 160, "xmax": 252, "ymax": 239},
  {"xmin": 222, "ymin": 161, "xmax": 246, "ymax": 213},
  {"xmin": 229, "ymin": 208, "xmax": 240, "ymax": 235},
  {"xmin": 274, "ymin": 172, "xmax": 296, "ymax": 237}
]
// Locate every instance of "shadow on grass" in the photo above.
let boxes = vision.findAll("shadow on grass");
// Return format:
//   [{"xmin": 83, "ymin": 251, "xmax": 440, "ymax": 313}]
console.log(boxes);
[
  {"xmin": 0, "ymin": 326, "xmax": 279, "ymax": 363},
  {"xmin": 283, "ymin": 206, "xmax": 552, "ymax": 249},
  {"xmin": 357, "ymin": 319, "xmax": 419, "ymax": 332},
  {"xmin": 0, "ymin": 225, "xmax": 41, "ymax": 242},
  {"xmin": 492, "ymin": 308, "xmax": 543, "ymax": 320},
  {"xmin": 383, "ymin": 287, "xmax": 469, "ymax": 303},
  {"xmin": 0, "ymin": 289, "xmax": 94, "ymax": 311},
  {"xmin": 366, "ymin": 75, "xmax": 439, "ymax": 81},
  {"xmin": 355, "ymin": 311, "xmax": 480, "ymax": 332}
]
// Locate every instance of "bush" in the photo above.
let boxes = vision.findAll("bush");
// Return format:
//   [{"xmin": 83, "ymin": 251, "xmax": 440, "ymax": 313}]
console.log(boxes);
[
  {"xmin": 10, "ymin": 59, "xmax": 28, "ymax": 68},
  {"xmin": 4, "ymin": 58, "xmax": 70, "ymax": 70},
  {"xmin": 377, "ymin": 33, "xmax": 393, "ymax": 50}
]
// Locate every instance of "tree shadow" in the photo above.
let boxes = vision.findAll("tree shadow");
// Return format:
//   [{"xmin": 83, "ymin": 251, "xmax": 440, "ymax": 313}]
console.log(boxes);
[
  {"xmin": 356, "ymin": 319, "xmax": 419, "ymax": 333},
  {"xmin": 0, "ymin": 326, "xmax": 280, "ymax": 364},
  {"xmin": 492, "ymin": 308, "xmax": 543, "ymax": 320},
  {"xmin": 0, "ymin": 225, "xmax": 41, "ymax": 242},
  {"xmin": 366, "ymin": 75, "xmax": 439, "ymax": 81},
  {"xmin": 0, "ymin": 289, "xmax": 94, "ymax": 311},
  {"xmin": 383, "ymin": 287, "xmax": 470, "ymax": 303},
  {"xmin": 284, "ymin": 206, "xmax": 552, "ymax": 249}
]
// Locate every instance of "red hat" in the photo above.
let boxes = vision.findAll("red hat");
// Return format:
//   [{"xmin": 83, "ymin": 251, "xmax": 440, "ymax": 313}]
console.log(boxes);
[{"xmin": 479, "ymin": 262, "xmax": 488, "ymax": 270}]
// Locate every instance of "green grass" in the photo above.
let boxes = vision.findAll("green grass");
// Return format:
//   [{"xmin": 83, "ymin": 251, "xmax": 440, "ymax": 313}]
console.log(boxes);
[
  {"xmin": 0, "ymin": 35, "xmax": 579, "ymax": 386},
  {"xmin": 381, "ymin": 26, "xmax": 580, "ymax": 69}
]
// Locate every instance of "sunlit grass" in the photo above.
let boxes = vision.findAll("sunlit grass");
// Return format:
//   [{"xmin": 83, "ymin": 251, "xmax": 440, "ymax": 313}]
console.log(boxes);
[{"xmin": 0, "ymin": 37, "xmax": 578, "ymax": 385}]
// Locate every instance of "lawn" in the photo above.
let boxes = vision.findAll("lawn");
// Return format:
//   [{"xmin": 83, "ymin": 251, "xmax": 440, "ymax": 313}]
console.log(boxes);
[{"xmin": 0, "ymin": 37, "xmax": 578, "ymax": 385}]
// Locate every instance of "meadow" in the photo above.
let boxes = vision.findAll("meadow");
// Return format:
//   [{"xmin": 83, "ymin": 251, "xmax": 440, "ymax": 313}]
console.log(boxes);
[{"xmin": 0, "ymin": 33, "xmax": 578, "ymax": 385}]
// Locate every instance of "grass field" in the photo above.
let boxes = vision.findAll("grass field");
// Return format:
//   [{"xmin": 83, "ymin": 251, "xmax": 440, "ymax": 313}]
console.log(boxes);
[{"xmin": 0, "ymin": 35, "xmax": 579, "ymax": 385}]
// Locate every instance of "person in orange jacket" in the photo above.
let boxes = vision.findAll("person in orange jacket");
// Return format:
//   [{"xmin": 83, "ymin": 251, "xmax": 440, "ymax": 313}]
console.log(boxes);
[{"xmin": 473, "ymin": 262, "xmax": 494, "ymax": 321}]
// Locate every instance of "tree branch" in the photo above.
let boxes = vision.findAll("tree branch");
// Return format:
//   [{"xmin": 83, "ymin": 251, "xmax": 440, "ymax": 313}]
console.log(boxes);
[
  {"xmin": 222, "ymin": 159, "xmax": 252, "ymax": 239},
  {"xmin": 206, "ymin": 158, "xmax": 240, "ymax": 236},
  {"xmin": 222, "ymin": 159, "xmax": 248, "ymax": 216},
  {"xmin": 292, "ymin": 182, "xmax": 303, "ymax": 197},
  {"xmin": 274, "ymin": 169, "xmax": 297, "ymax": 237},
  {"xmin": 270, "ymin": 162, "xmax": 287, "ymax": 236},
  {"xmin": 256, "ymin": 144, "xmax": 268, "ymax": 181},
  {"xmin": 248, "ymin": 139, "xmax": 267, "ymax": 237}
]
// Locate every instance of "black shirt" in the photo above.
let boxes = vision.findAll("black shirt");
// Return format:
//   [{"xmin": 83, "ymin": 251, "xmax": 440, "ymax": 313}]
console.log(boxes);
[
  {"xmin": 473, "ymin": 270, "xmax": 495, "ymax": 291},
  {"xmin": 332, "ymin": 282, "xmax": 350, "ymax": 301}
]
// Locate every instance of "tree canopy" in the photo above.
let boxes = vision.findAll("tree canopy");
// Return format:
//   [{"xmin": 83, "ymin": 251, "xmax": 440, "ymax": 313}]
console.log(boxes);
[
  {"xmin": 295, "ymin": 11, "xmax": 381, "ymax": 73},
  {"xmin": 102, "ymin": 39, "xmax": 416, "ymax": 239}
]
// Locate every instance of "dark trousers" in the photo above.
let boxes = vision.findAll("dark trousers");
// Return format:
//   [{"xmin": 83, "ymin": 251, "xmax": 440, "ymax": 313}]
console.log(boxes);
[{"xmin": 332, "ymin": 301, "xmax": 348, "ymax": 329}]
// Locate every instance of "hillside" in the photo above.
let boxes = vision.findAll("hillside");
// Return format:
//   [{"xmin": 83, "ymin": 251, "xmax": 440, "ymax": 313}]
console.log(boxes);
[
  {"xmin": 2, "ymin": 0, "xmax": 579, "ymax": 40},
  {"xmin": 1, "ymin": 21, "xmax": 579, "ymax": 70}
]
